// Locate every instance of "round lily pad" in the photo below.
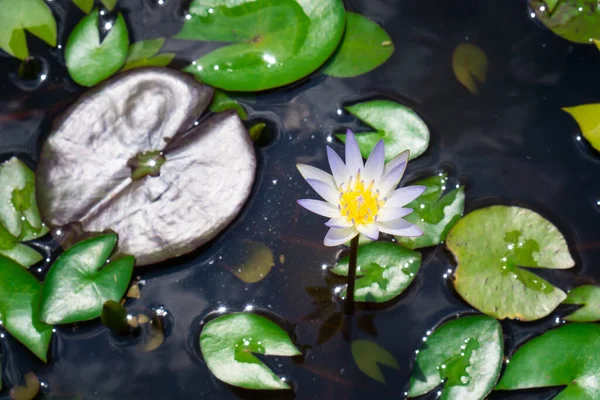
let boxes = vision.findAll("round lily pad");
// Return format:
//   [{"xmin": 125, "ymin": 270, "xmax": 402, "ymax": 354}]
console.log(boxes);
[
  {"xmin": 36, "ymin": 68, "xmax": 256, "ymax": 266},
  {"xmin": 446, "ymin": 206, "xmax": 575, "ymax": 321},
  {"xmin": 178, "ymin": 0, "xmax": 346, "ymax": 91},
  {"xmin": 530, "ymin": 0, "xmax": 600, "ymax": 44},
  {"xmin": 200, "ymin": 313, "xmax": 301, "ymax": 390},
  {"xmin": 496, "ymin": 323, "xmax": 600, "ymax": 399},
  {"xmin": 409, "ymin": 315, "xmax": 503, "ymax": 400}
]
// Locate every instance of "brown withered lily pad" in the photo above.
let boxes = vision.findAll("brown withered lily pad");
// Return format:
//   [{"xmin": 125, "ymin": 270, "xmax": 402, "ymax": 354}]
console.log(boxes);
[{"xmin": 36, "ymin": 68, "xmax": 256, "ymax": 265}]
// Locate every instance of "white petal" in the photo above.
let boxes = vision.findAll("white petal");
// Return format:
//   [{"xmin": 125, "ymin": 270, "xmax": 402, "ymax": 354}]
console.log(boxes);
[
  {"xmin": 384, "ymin": 150, "xmax": 409, "ymax": 173},
  {"xmin": 298, "ymin": 199, "xmax": 340, "ymax": 218},
  {"xmin": 324, "ymin": 226, "xmax": 359, "ymax": 247},
  {"xmin": 377, "ymin": 207, "xmax": 413, "ymax": 222},
  {"xmin": 377, "ymin": 219, "xmax": 423, "ymax": 237},
  {"xmin": 376, "ymin": 162, "xmax": 407, "ymax": 198},
  {"xmin": 344, "ymin": 129, "xmax": 363, "ymax": 177},
  {"xmin": 325, "ymin": 217, "xmax": 352, "ymax": 228},
  {"xmin": 363, "ymin": 139, "xmax": 385, "ymax": 183},
  {"xmin": 297, "ymin": 164, "xmax": 335, "ymax": 187},
  {"xmin": 356, "ymin": 224, "xmax": 380, "ymax": 241},
  {"xmin": 306, "ymin": 178, "xmax": 340, "ymax": 204},
  {"xmin": 327, "ymin": 146, "xmax": 347, "ymax": 188},
  {"xmin": 385, "ymin": 186, "xmax": 426, "ymax": 207}
]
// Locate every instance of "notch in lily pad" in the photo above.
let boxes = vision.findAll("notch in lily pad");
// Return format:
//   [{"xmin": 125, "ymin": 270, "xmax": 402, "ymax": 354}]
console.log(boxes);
[
  {"xmin": 408, "ymin": 315, "xmax": 503, "ymax": 400},
  {"xmin": 200, "ymin": 313, "xmax": 301, "ymax": 390},
  {"xmin": 562, "ymin": 285, "xmax": 600, "ymax": 322},
  {"xmin": 122, "ymin": 38, "xmax": 175, "ymax": 71},
  {"xmin": 452, "ymin": 43, "xmax": 487, "ymax": 95},
  {"xmin": 446, "ymin": 205, "xmax": 575, "ymax": 321},
  {"xmin": 40, "ymin": 233, "xmax": 135, "ymax": 325},
  {"xmin": 351, "ymin": 340, "xmax": 399, "ymax": 383}
]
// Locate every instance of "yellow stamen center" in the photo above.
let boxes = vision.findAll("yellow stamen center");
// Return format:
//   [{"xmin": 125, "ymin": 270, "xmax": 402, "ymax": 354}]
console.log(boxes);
[{"xmin": 339, "ymin": 171, "xmax": 384, "ymax": 226}]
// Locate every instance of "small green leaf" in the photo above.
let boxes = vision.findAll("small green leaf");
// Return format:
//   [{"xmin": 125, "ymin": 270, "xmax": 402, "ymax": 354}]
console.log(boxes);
[
  {"xmin": 337, "ymin": 100, "xmax": 430, "ymax": 161},
  {"xmin": 0, "ymin": 0, "xmax": 57, "ymax": 60},
  {"xmin": 496, "ymin": 323, "xmax": 600, "ymax": 399},
  {"xmin": 452, "ymin": 43, "xmax": 488, "ymax": 95},
  {"xmin": 179, "ymin": 0, "xmax": 346, "ymax": 91},
  {"xmin": 397, "ymin": 174, "xmax": 465, "ymax": 249},
  {"xmin": 122, "ymin": 38, "xmax": 175, "ymax": 71},
  {"xmin": 331, "ymin": 242, "xmax": 421, "ymax": 303},
  {"xmin": 323, "ymin": 12, "xmax": 394, "ymax": 78},
  {"xmin": 101, "ymin": 300, "xmax": 130, "ymax": 334},
  {"xmin": 72, "ymin": 0, "xmax": 94, "ymax": 13},
  {"xmin": 200, "ymin": 313, "xmax": 301, "ymax": 390},
  {"xmin": 409, "ymin": 315, "xmax": 503, "ymax": 400},
  {"xmin": 248, "ymin": 122, "xmax": 267, "ymax": 142},
  {"xmin": 0, "ymin": 256, "xmax": 52, "ymax": 362},
  {"xmin": 563, "ymin": 285, "xmax": 600, "ymax": 322},
  {"xmin": 209, "ymin": 90, "xmax": 248, "ymax": 120},
  {"xmin": 446, "ymin": 206, "xmax": 575, "ymax": 321},
  {"xmin": 40, "ymin": 234, "xmax": 135, "ymax": 325},
  {"xmin": 530, "ymin": 0, "xmax": 600, "ymax": 44},
  {"xmin": 101, "ymin": 0, "xmax": 117, "ymax": 10},
  {"xmin": 65, "ymin": 9, "xmax": 129, "ymax": 87},
  {"xmin": 351, "ymin": 340, "xmax": 399, "ymax": 383},
  {"xmin": 563, "ymin": 104, "xmax": 600, "ymax": 152}
]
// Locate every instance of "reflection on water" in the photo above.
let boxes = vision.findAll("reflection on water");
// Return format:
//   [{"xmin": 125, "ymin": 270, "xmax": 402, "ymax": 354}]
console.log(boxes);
[{"xmin": 1, "ymin": 0, "xmax": 600, "ymax": 399}]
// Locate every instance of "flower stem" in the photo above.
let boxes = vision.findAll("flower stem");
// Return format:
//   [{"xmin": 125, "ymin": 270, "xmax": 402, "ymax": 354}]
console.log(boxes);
[{"xmin": 344, "ymin": 235, "xmax": 360, "ymax": 315}]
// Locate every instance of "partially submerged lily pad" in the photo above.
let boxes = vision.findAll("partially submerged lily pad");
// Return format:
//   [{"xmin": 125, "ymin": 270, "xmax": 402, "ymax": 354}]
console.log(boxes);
[
  {"xmin": 397, "ymin": 173, "xmax": 465, "ymax": 249},
  {"xmin": 200, "ymin": 313, "xmax": 301, "ymax": 390},
  {"xmin": 446, "ymin": 206, "xmax": 575, "ymax": 321},
  {"xmin": 408, "ymin": 315, "xmax": 503, "ymax": 400},
  {"xmin": 452, "ymin": 43, "xmax": 487, "ymax": 95},
  {"xmin": 337, "ymin": 100, "xmax": 430, "ymax": 161},
  {"xmin": 331, "ymin": 242, "xmax": 421, "ymax": 303},
  {"xmin": 209, "ymin": 90, "xmax": 248, "ymax": 120},
  {"xmin": 563, "ymin": 104, "xmax": 600, "ymax": 152},
  {"xmin": 530, "ymin": 0, "xmax": 600, "ymax": 44},
  {"xmin": 563, "ymin": 285, "xmax": 600, "ymax": 322},
  {"xmin": 178, "ymin": 0, "xmax": 346, "ymax": 91},
  {"xmin": 496, "ymin": 323, "xmax": 600, "ymax": 399},
  {"xmin": 351, "ymin": 340, "xmax": 400, "ymax": 383},
  {"xmin": 36, "ymin": 68, "xmax": 256, "ymax": 266},
  {"xmin": 0, "ymin": 256, "xmax": 52, "ymax": 362}
]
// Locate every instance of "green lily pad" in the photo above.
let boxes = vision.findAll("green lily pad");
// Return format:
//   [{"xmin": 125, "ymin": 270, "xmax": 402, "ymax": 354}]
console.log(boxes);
[
  {"xmin": 336, "ymin": 100, "xmax": 430, "ymax": 161},
  {"xmin": 496, "ymin": 323, "xmax": 600, "ymax": 399},
  {"xmin": 408, "ymin": 315, "xmax": 503, "ymax": 400},
  {"xmin": 452, "ymin": 43, "xmax": 487, "ymax": 95},
  {"xmin": 0, "ymin": 158, "xmax": 48, "ymax": 267},
  {"xmin": 330, "ymin": 242, "xmax": 421, "ymax": 303},
  {"xmin": 0, "ymin": 0, "xmax": 57, "ymax": 60},
  {"xmin": 544, "ymin": 0, "xmax": 561, "ymax": 13},
  {"xmin": 122, "ymin": 38, "xmax": 175, "ymax": 71},
  {"xmin": 72, "ymin": 0, "xmax": 117, "ymax": 13},
  {"xmin": 65, "ymin": 9, "xmax": 129, "ymax": 87},
  {"xmin": 40, "ymin": 234, "xmax": 135, "ymax": 325},
  {"xmin": 209, "ymin": 89, "xmax": 248, "ymax": 120},
  {"xmin": 530, "ymin": 0, "xmax": 600, "ymax": 44},
  {"xmin": 563, "ymin": 285, "xmax": 600, "ymax": 322},
  {"xmin": 0, "ymin": 256, "xmax": 52, "ymax": 362},
  {"xmin": 397, "ymin": 173, "xmax": 465, "ymax": 249},
  {"xmin": 322, "ymin": 12, "xmax": 394, "ymax": 78},
  {"xmin": 563, "ymin": 104, "xmax": 600, "ymax": 152},
  {"xmin": 200, "ymin": 313, "xmax": 301, "ymax": 390},
  {"xmin": 446, "ymin": 206, "xmax": 575, "ymax": 321},
  {"xmin": 178, "ymin": 0, "xmax": 345, "ymax": 91},
  {"xmin": 351, "ymin": 340, "xmax": 399, "ymax": 383}
]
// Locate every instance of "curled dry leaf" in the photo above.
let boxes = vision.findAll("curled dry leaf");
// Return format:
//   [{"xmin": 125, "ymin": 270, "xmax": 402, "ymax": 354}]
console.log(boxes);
[
  {"xmin": 452, "ymin": 43, "xmax": 488, "ymax": 95},
  {"xmin": 36, "ymin": 68, "xmax": 257, "ymax": 266}
]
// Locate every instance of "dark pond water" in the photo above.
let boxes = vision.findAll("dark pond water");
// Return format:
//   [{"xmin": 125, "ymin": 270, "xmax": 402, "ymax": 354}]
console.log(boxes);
[{"xmin": 1, "ymin": 0, "xmax": 600, "ymax": 399}]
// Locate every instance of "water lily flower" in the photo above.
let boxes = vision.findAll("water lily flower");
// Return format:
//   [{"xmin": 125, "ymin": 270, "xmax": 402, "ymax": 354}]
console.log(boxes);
[{"xmin": 297, "ymin": 129, "xmax": 426, "ymax": 246}]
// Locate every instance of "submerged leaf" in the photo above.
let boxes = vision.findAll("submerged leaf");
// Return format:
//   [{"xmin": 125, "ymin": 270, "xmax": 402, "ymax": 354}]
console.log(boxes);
[
  {"xmin": 337, "ymin": 100, "xmax": 430, "ymax": 161},
  {"xmin": 200, "ymin": 313, "xmax": 301, "ymax": 390},
  {"xmin": 530, "ymin": 0, "xmax": 600, "ymax": 44},
  {"xmin": 231, "ymin": 240, "xmax": 275, "ymax": 283},
  {"xmin": 331, "ymin": 242, "xmax": 421, "ymax": 303},
  {"xmin": 209, "ymin": 90, "xmax": 248, "ymax": 120},
  {"xmin": 179, "ymin": 0, "xmax": 346, "ymax": 91},
  {"xmin": 65, "ymin": 9, "xmax": 129, "ymax": 87},
  {"xmin": 0, "ymin": 256, "xmax": 52, "ymax": 362},
  {"xmin": 446, "ymin": 206, "xmax": 575, "ymax": 321},
  {"xmin": 0, "ymin": 0, "xmax": 57, "ymax": 60},
  {"xmin": 351, "ymin": 340, "xmax": 399, "ymax": 383},
  {"xmin": 409, "ymin": 315, "xmax": 503, "ymax": 400},
  {"xmin": 140, "ymin": 314, "xmax": 164, "ymax": 352},
  {"xmin": 452, "ymin": 43, "xmax": 487, "ymax": 95},
  {"xmin": 323, "ymin": 12, "xmax": 394, "ymax": 78},
  {"xmin": 563, "ymin": 104, "xmax": 600, "ymax": 152},
  {"xmin": 397, "ymin": 174, "xmax": 465, "ymax": 249},
  {"xmin": 122, "ymin": 38, "xmax": 175, "ymax": 71},
  {"xmin": 496, "ymin": 323, "xmax": 600, "ymax": 399},
  {"xmin": 40, "ymin": 234, "xmax": 135, "ymax": 325},
  {"xmin": 36, "ymin": 69, "xmax": 256, "ymax": 266},
  {"xmin": 10, "ymin": 372, "xmax": 40, "ymax": 400},
  {"xmin": 563, "ymin": 285, "xmax": 600, "ymax": 322}
]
